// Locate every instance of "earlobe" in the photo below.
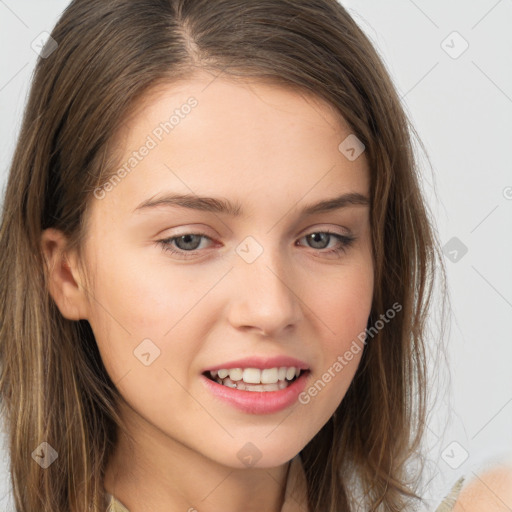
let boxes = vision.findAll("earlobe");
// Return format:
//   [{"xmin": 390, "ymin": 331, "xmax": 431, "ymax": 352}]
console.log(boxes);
[{"xmin": 40, "ymin": 228, "xmax": 89, "ymax": 321}]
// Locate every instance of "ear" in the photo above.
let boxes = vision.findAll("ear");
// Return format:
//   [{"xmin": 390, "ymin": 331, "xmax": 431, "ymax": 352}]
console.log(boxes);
[{"xmin": 40, "ymin": 228, "xmax": 90, "ymax": 321}]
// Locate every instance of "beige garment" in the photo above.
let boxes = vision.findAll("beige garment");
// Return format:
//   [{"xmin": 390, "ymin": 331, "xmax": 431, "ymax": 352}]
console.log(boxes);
[{"xmin": 105, "ymin": 455, "xmax": 463, "ymax": 511}]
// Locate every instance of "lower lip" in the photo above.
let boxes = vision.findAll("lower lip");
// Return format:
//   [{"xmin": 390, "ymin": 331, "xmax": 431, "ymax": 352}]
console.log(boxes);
[{"xmin": 200, "ymin": 371, "xmax": 310, "ymax": 414}]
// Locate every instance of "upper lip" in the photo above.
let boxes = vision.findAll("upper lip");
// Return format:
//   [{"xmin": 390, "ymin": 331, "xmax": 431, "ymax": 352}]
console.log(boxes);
[{"xmin": 202, "ymin": 355, "xmax": 310, "ymax": 373}]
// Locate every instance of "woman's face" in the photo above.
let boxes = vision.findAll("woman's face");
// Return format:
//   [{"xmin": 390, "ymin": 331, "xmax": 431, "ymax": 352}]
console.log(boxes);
[{"xmin": 77, "ymin": 72, "xmax": 373, "ymax": 468}]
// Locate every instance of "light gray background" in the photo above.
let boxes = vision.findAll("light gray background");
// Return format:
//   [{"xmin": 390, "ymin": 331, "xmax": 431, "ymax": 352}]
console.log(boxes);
[{"xmin": 0, "ymin": 1, "xmax": 511, "ymax": 510}]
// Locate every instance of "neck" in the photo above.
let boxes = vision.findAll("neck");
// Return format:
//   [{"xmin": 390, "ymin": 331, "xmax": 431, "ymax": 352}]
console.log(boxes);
[{"xmin": 103, "ymin": 403, "xmax": 292, "ymax": 512}]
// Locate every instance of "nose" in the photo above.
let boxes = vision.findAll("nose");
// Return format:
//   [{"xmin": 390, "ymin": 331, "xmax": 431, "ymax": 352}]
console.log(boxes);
[{"xmin": 226, "ymin": 243, "xmax": 303, "ymax": 337}]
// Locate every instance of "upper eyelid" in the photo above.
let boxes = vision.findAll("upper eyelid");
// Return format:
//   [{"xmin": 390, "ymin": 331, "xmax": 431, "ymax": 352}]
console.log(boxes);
[{"xmin": 160, "ymin": 224, "xmax": 352, "ymax": 239}]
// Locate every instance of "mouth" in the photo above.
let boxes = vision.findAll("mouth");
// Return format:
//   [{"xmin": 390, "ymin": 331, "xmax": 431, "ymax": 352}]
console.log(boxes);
[
  {"xmin": 200, "ymin": 364, "xmax": 311, "ymax": 414},
  {"xmin": 202, "ymin": 366, "xmax": 309, "ymax": 392}
]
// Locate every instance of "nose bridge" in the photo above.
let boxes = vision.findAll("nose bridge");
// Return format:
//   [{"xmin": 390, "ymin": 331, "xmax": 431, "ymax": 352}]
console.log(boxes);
[{"xmin": 229, "ymin": 234, "xmax": 302, "ymax": 335}]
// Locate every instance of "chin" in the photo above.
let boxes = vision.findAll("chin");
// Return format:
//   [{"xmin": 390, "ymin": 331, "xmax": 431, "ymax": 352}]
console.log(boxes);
[{"xmin": 205, "ymin": 438, "xmax": 307, "ymax": 470}]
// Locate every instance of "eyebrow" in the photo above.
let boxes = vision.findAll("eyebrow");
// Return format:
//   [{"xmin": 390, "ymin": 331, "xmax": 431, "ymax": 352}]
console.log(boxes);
[{"xmin": 133, "ymin": 192, "xmax": 370, "ymax": 216}]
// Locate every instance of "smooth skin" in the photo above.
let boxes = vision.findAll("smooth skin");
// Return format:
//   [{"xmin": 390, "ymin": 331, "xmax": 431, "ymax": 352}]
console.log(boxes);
[
  {"xmin": 41, "ymin": 72, "xmax": 374, "ymax": 512},
  {"xmin": 453, "ymin": 465, "xmax": 512, "ymax": 511}
]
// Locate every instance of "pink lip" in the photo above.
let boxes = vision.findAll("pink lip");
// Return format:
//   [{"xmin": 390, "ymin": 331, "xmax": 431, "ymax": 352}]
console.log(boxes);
[
  {"xmin": 202, "ymin": 356, "xmax": 310, "ymax": 373},
  {"xmin": 200, "ymin": 370, "xmax": 310, "ymax": 414}
]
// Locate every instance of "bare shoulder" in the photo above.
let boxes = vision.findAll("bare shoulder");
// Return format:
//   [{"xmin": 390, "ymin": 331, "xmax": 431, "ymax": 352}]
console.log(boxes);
[{"xmin": 453, "ymin": 465, "xmax": 512, "ymax": 511}]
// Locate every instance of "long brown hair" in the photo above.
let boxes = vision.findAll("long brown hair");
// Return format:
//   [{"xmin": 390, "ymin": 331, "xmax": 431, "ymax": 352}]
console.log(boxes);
[{"xmin": 0, "ymin": 0, "xmax": 448, "ymax": 510}]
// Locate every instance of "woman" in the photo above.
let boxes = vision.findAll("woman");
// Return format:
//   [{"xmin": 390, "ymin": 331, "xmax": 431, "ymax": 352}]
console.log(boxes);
[{"xmin": 1, "ymin": 0, "xmax": 508, "ymax": 510}]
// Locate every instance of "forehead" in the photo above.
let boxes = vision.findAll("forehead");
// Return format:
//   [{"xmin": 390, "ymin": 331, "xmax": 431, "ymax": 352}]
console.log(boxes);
[
  {"xmin": 92, "ymin": 72, "xmax": 370, "ymax": 221},
  {"xmin": 123, "ymin": 72, "xmax": 352, "ymax": 134}
]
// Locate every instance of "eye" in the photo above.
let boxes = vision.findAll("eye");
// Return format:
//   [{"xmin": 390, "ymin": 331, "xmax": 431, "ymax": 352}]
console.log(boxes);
[
  {"xmin": 157, "ymin": 230, "xmax": 356, "ymax": 260},
  {"xmin": 159, "ymin": 233, "xmax": 213, "ymax": 259},
  {"xmin": 296, "ymin": 231, "xmax": 356, "ymax": 257}
]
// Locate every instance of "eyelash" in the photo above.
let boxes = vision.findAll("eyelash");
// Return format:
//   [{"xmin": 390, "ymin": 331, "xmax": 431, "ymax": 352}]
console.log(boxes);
[{"xmin": 157, "ymin": 230, "xmax": 356, "ymax": 260}]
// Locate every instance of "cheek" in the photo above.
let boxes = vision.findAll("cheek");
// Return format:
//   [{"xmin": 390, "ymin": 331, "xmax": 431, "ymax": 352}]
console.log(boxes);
[
  {"xmin": 83, "ymin": 251, "xmax": 189, "ymax": 381},
  {"xmin": 300, "ymin": 262, "xmax": 373, "ymax": 409},
  {"xmin": 84, "ymin": 244, "xmax": 226, "ymax": 396},
  {"xmin": 313, "ymin": 263, "xmax": 374, "ymax": 343},
  {"xmin": 297, "ymin": 274, "xmax": 372, "ymax": 422},
  {"xmin": 87, "ymin": 242, "xmax": 197, "ymax": 333}
]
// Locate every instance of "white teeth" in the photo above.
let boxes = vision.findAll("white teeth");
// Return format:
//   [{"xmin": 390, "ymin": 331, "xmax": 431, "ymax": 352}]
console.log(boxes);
[
  {"xmin": 217, "ymin": 369, "xmax": 229, "ymax": 379},
  {"xmin": 242, "ymin": 368, "xmax": 261, "ymax": 384},
  {"xmin": 285, "ymin": 367, "xmax": 296, "ymax": 380},
  {"xmin": 209, "ymin": 366, "xmax": 304, "ymax": 388},
  {"xmin": 223, "ymin": 378, "xmax": 290, "ymax": 392},
  {"xmin": 243, "ymin": 382, "xmax": 285, "ymax": 392},
  {"xmin": 261, "ymin": 368, "xmax": 279, "ymax": 384},
  {"xmin": 228, "ymin": 368, "xmax": 243, "ymax": 381}
]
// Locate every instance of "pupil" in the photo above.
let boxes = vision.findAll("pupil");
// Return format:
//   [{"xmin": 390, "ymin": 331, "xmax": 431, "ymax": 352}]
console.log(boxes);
[
  {"xmin": 177, "ymin": 234, "xmax": 201, "ymax": 250},
  {"xmin": 309, "ymin": 233, "xmax": 328, "ymax": 249}
]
